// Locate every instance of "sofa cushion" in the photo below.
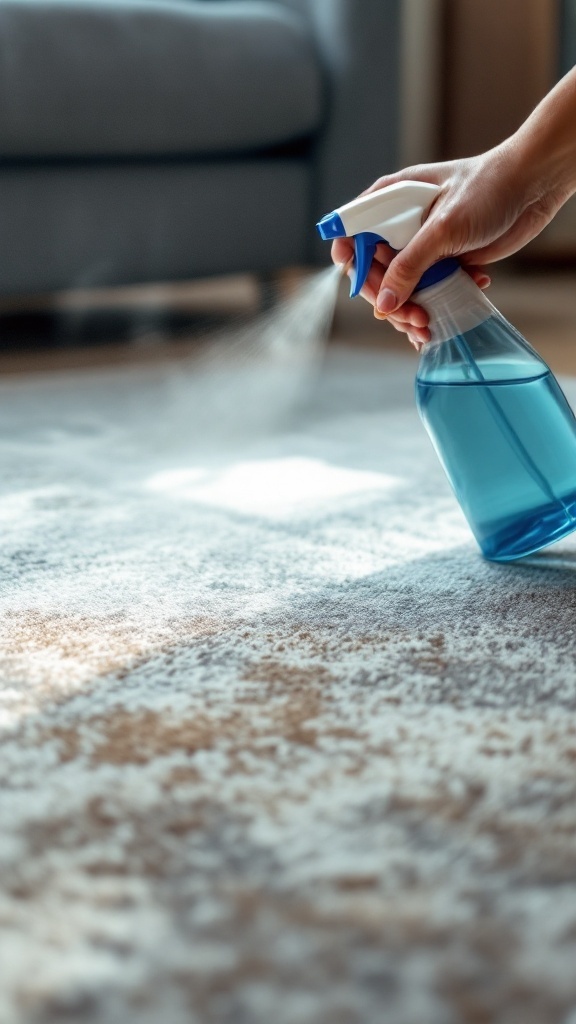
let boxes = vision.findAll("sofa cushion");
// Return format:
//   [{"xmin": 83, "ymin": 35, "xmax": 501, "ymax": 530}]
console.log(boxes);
[{"xmin": 0, "ymin": 0, "xmax": 324, "ymax": 158}]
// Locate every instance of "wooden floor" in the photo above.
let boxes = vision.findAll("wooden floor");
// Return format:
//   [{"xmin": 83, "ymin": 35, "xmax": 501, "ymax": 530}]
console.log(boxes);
[{"xmin": 0, "ymin": 265, "xmax": 575, "ymax": 377}]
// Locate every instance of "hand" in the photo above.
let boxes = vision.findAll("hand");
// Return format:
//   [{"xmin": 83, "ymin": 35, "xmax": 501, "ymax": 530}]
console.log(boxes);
[
  {"xmin": 337, "ymin": 239, "xmax": 491, "ymax": 351},
  {"xmin": 331, "ymin": 141, "xmax": 570, "ymax": 350}
]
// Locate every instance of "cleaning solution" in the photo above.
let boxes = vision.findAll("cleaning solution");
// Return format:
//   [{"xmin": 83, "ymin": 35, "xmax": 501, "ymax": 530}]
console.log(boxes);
[{"xmin": 317, "ymin": 181, "xmax": 576, "ymax": 561}]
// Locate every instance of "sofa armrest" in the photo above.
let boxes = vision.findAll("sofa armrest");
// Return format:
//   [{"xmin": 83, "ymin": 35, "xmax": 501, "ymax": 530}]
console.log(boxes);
[{"xmin": 276, "ymin": 0, "xmax": 401, "ymax": 260}]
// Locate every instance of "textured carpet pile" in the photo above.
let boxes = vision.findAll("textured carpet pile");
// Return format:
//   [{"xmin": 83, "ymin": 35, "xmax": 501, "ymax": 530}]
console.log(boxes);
[{"xmin": 2, "ymin": 346, "xmax": 576, "ymax": 1024}]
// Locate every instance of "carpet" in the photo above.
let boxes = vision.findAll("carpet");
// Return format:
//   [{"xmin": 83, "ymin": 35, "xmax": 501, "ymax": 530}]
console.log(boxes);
[{"xmin": 2, "ymin": 344, "xmax": 576, "ymax": 1024}]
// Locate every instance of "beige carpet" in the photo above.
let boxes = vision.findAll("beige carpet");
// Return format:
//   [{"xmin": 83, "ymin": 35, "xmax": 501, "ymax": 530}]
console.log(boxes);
[{"xmin": 2, "ymin": 340, "xmax": 576, "ymax": 1024}]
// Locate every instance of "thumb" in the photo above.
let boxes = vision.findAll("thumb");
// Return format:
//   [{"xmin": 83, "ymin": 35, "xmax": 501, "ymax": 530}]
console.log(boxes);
[{"xmin": 375, "ymin": 227, "xmax": 444, "ymax": 314}]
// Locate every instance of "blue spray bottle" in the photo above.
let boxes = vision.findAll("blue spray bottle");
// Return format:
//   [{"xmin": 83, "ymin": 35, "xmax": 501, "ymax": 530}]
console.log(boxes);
[{"xmin": 317, "ymin": 181, "xmax": 576, "ymax": 561}]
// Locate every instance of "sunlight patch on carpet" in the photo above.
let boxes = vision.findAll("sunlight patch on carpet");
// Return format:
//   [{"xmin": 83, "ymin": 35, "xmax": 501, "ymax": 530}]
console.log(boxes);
[{"xmin": 145, "ymin": 457, "xmax": 402, "ymax": 519}]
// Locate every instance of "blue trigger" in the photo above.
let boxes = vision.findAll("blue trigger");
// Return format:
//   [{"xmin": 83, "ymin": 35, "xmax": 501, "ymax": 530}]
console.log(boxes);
[{"xmin": 350, "ymin": 232, "xmax": 385, "ymax": 298}]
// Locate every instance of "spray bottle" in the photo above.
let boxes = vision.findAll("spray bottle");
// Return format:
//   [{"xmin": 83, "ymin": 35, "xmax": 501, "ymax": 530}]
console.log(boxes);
[{"xmin": 317, "ymin": 181, "xmax": 576, "ymax": 561}]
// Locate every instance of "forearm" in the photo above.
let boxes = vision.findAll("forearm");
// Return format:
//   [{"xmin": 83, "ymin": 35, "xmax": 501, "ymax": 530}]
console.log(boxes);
[{"xmin": 507, "ymin": 66, "xmax": 576, "ymax": 203}]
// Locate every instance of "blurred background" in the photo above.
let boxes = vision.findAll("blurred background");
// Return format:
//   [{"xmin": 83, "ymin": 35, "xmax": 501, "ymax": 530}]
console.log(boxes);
[{"xmin": 0, "ymin": 0, "xmax": 575, "ymax": 374}]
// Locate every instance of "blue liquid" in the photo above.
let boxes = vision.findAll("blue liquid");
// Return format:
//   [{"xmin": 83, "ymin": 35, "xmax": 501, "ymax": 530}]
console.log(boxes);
[{"xmin": 416, "ymin": 368, "xmax": 576, "ymax": 561}]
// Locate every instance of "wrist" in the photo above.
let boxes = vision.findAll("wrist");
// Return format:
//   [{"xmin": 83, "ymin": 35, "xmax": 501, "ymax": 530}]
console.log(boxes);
[
  {"xmin": 505, "ymin": 70, "xmax": 576, "ymax": 203},
  {"xmin": 511, "ymin": 125, "xmax": 576, "ymax": 204}
]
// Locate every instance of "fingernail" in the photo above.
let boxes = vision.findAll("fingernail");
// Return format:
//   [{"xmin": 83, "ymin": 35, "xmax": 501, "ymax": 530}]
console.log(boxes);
[{"xmin": 376, "ymin": 288, "xmax": 397, "ymax": 314}]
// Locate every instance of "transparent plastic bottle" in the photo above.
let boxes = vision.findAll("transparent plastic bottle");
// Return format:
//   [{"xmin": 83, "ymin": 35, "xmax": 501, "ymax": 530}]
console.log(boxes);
[
  {"xmin": 415, "ymin": 270, "xmax": 576, "ymax": 561},
  {"xmin": 317, "ymin": 181, "xmax": 576, "ymax": 561}
]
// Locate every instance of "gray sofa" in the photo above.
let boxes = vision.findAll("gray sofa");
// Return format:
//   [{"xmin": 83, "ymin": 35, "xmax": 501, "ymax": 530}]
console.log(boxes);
[{"xmin": 0, "ymin": 0, "xmax": 400, "ymax": 297}]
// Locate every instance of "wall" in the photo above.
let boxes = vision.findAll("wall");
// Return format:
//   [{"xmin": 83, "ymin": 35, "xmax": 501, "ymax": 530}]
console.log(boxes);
[{"xmin": 402, "ymin": 0, "xmax": 576, "ymax": 259}]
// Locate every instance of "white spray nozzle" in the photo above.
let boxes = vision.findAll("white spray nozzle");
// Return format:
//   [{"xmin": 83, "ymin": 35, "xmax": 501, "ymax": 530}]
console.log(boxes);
[
  {"xmin": 316, "ymin": 180, "xmax": 444, "ymax": 297},
  {"xmin": 334, "ymin": 180, "xmax": 440, "ymax": 249}
]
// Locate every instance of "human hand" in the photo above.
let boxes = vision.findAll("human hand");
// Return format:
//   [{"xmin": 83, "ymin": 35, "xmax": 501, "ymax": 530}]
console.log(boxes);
[
  {"xmin": 336, "ymin": 238, "xmax": 491, "ymax": 351},
  {"xmin": 331, "ymin": 141, "xmax": 569, "ymax": 350}
]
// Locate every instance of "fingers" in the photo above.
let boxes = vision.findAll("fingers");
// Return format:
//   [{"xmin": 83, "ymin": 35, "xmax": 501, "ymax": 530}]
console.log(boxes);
[
  {"xmin": 355, "ymin": 244, "xmax": 396, "ymax": 304},
  {"xmin": 373, "ymin": 241, "xmax": 397, "ymax": 266},
  {"xmin": 374, "ymin": 308, "xmax": 430, "ymax": 351},
  {"xmin": 372, "ymin": 295, "xmax": 431, "ymax": 351},
  {"xmin": 386, "ymin": 313, "xmax": 431, "ymax": 351},
  {"xmin": 465, "ymin": 265, "xmax": 491, "ymax": 289},
  {"xmin": 375, "ymin": 222, "xmax": 444, "ymax": 315},
  {"xmin": 357, "ymin": 259, "xmax": 386, "ymax": 304},
  {"xmin": 331, "ymin": 237, "xmax": 353, "ymax": 265},
  {"xmin": 356, "ymin": 259, "xmax": 431, "ymax": 333},
  {"xmin": 372, "ymin": 265, "xmax": 488, "ymax": 352},
  {"xmin": 332, "ymin": 238, "xmax": 395, "ymax": 276},
  {"xmin": 395, "ymin": 300, "xmax": 429, "ymax": 328}
]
